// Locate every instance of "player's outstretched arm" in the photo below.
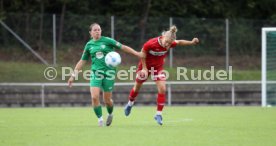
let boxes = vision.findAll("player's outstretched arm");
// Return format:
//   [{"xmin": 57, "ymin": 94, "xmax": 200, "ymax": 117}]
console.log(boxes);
[
  {"xmin": 68, "ymin": 60, "xmax": 87, "ymax": 88},
  {"xmin": 121, "ymin": 45, "xmax": 144, "ymax": 59},
  {"xmin": 175, "ymin": 38, "xmax": 199, "ymax": 46}
]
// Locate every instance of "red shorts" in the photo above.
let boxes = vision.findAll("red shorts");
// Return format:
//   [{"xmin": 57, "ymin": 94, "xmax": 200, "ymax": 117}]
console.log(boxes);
[{"xmin": 135, "ymin": 65, "xmax": 167, "ymax": 83}]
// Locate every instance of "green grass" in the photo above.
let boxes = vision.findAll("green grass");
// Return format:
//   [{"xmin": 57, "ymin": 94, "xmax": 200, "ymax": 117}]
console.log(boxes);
[
  {"xmin": 0, "ymin": 61, "xmax": 88, "ymax": 82},
  {"xmin": 0, "ymin": 107, "xmax": 275, "ymax": 146},
  {"xmin": 0, "ymin": 61, "xmax": 261, "ymax": 82}
]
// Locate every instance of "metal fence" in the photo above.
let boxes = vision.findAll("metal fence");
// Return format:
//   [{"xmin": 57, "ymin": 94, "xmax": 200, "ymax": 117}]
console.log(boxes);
[{"xmin": 0, "ymin": 81, "xmax": 270, "ymax": 107}]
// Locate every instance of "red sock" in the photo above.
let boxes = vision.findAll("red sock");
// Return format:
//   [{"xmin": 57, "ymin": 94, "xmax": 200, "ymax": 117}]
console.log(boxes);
[
  {"xmin": 129, "ymin": 88, "xmax": 138, "ymax": 102},
  {"xmin": 157, "ymin": 93, "xmax": 166, "ymax": 111}
]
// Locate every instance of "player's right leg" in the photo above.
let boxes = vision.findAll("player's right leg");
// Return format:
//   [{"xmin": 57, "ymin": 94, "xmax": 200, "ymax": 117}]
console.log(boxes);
[
  {"xmin": 124, "ymin": 81, "xmax": 143, "ymax": 116},
  {"xmin": 102, "ymin": 71, "xmax": 115, "ymax": 126},
  {"xmin": 124, "ymin": 66, "xmax": 149, "ymax": 116},
  {"xmin": 90, "ymin": 87, "xmax": 104, "ymax": 127},
  {"xmin": 90, "ymin": 71, "xmax": 105, "ymax": 127}
]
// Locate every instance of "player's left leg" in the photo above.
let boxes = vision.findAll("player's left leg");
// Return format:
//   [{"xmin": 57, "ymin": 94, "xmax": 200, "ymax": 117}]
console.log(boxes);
[
  {"xmin": 154, "ymin": 80, "xmax": 166, "ymax": 125},
  {"xmin": 102, "ymin": 75, "xmax": 115, "ymax": 126},
  {"xmin": 103, "ymin": 92, "xmax": 113, "ymax": 126}
]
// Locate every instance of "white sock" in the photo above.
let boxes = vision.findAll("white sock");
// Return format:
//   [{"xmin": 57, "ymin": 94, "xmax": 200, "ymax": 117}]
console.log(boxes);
[
  {"xmin": 98, "ymin": 116, "xmax": 103, "ymax": 122},
  {"xmin": 128, "ymin": 100, "xmax": 134, "ymax": 106},
  {"xmin": 156, "ymin": 111, "xmax": 162, "ymax": 115}
]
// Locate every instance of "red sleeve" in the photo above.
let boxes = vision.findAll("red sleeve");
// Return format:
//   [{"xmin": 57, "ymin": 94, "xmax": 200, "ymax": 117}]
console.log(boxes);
[{"xmin": 170, "ymin": 41, "xmax": 177, "ymax": 48}]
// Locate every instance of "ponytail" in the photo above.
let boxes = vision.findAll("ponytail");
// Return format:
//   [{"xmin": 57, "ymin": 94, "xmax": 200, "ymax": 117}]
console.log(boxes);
[
  {"xmin": 162, "ymin": 25, "xmax": 177, "ymax": 40},
  {"xmin": 169, "ymin": 25, "xmax": 177, "ymax": 33}
]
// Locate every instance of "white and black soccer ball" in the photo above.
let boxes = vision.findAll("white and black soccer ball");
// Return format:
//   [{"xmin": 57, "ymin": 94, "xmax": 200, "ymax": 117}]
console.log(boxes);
[{"xmin": 105, "ymin": 51, "xmax": 121, "ymax": 67}]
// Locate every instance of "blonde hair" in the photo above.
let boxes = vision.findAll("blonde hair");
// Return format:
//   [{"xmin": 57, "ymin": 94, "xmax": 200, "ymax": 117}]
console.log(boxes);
[{"xmin": 162, "ymin": 25, "xmax": 178, "ymax": 40}]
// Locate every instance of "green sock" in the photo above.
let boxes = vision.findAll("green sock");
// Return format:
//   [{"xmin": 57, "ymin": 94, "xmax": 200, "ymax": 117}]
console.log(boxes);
[
  {"xmin": 93, "ymin": 106, "xmax": 102, "ymax": 118},
  {"xmin": 106, "ymin": 105, "xmax": 113, "ymax": 115}
]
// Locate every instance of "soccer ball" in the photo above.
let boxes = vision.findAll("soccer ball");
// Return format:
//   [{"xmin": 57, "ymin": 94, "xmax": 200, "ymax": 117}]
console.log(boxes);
[{"xmin": 105, "ymin": 51, "xmax": 121, "ymax": 67}]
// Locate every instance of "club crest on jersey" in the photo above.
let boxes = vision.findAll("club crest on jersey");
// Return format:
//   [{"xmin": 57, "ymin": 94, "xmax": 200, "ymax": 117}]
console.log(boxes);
[
  {"xmin": 116, "ymin": 42, "xmax": 120, "ymax": 47},
  {"xmin": 149, "ymin": 50, "xmax": 167, "ymax": 56},
  {"xmin": 101, "ymin": 45, "xmax": 106, "ymax": 49},
  {"xmin": 96, "ymin": 51, "xmax": 104, "ymax": 59}
]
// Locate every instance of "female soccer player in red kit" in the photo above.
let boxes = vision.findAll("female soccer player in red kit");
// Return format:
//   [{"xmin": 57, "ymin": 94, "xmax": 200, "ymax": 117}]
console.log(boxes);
[{"xmin": 124, "ymin": 25, "xmax": 199, "ymax": 125}]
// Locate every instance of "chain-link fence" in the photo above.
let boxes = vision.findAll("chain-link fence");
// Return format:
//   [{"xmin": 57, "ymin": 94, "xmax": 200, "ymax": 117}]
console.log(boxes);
[{"xmin": 1, "ymin": 13, "xmax": 276, "ymax": 82}]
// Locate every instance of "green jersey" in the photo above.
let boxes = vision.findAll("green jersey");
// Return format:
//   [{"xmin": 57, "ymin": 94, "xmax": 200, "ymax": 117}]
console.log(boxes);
[{"xmin": 81, "ymin": 36, "xmax": 122, "ymax": 71}]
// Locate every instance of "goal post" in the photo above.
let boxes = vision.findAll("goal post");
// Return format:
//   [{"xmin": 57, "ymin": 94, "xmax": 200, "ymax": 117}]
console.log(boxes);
[{"xmin": 262, "ymin": 27, "xmax": 276, "ymax": 107}]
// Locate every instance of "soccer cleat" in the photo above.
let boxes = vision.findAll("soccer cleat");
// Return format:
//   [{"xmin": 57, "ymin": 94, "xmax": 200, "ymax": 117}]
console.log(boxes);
[
  {"xmin": 106, "ymin": 114, "xmax": 113, "ymax": 126},
  {"xmin": 154, "ymin": 115, "xmax": 163, "ymax": 125},
  {"xmin": 124, "ymin": 104, "xmax": 132, "ymax": 116},
  {"xmin": 98, "ymin": 119, "xmax": 104, "ymax": 127}
]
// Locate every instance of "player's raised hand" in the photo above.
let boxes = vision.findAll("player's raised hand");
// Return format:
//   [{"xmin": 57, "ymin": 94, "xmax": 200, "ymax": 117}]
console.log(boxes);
[{"xmin": 192, "ymin": 38, "xmax": 199, "ymax": 45}]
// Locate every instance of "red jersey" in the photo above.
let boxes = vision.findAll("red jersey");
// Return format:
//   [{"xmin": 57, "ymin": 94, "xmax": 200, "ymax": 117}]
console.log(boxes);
[{"xmin": 139, "ymin": 36, "xmax": 177, "ymax": 68}]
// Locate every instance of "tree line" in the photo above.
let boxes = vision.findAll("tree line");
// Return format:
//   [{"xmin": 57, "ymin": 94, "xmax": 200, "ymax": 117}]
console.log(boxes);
[
  {"xmin": 1, "ymin": 0, "xmax": 276, "ymax": 54},
  {"xmin": 1, "ymin": 0, "xmax": 276, "ymax": 20}
]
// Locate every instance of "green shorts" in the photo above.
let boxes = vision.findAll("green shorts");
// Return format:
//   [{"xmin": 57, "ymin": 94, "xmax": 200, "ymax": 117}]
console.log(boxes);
[{"xmin": 90, "ymin": 70, "xmax": 116, "ymax": 92}]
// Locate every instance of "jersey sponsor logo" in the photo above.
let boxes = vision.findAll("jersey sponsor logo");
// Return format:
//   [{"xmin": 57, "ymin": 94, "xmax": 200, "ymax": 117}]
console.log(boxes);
[
  {"xmin": 96, "ymin": 51, "xmax": 104, "ymax": 59},
  {"xmin": 149, "ymin": 50, "xmax": 167, "ymax": 56}
]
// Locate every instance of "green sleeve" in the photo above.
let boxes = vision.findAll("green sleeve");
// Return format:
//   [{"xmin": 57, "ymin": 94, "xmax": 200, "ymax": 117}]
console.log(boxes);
[
  {"xmin": 81, "ymin": 44, "xmax": 90, "ymax": 60},
  {"xmin": 106, "ymin": 37, "xmax": 122, "ymax": 49}
]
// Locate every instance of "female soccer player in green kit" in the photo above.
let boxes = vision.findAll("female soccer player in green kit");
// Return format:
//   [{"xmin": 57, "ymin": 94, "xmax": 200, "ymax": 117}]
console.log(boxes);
[{"xmin": 68, "ymin": 23, "xmax": 142, "ymax": 127}]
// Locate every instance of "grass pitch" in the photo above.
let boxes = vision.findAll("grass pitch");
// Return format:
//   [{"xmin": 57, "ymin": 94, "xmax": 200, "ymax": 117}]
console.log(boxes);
[{"xmin": 0, "ymin": 106, "xmax": 275, "ymax": 146}]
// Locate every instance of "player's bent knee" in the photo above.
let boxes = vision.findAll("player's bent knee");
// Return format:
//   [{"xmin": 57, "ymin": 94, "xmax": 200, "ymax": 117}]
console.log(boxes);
[
  {"xmin": 158, "ymin": 90, "xmax": 166, "ymax": 94},
  {"xmin": 92, "ymin": 94, "xmax": 100, "ymax": 100},
  {"xmin": 91, "ymin": 95, "xmax": 100, "ymax": 106},
  {"xmin": 158, "ymin": 87, "xmax": 166, "ymax": 94},
  {"xmin": 104, "ymin": 98, "xmax": 113, "ymax": 106}
]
